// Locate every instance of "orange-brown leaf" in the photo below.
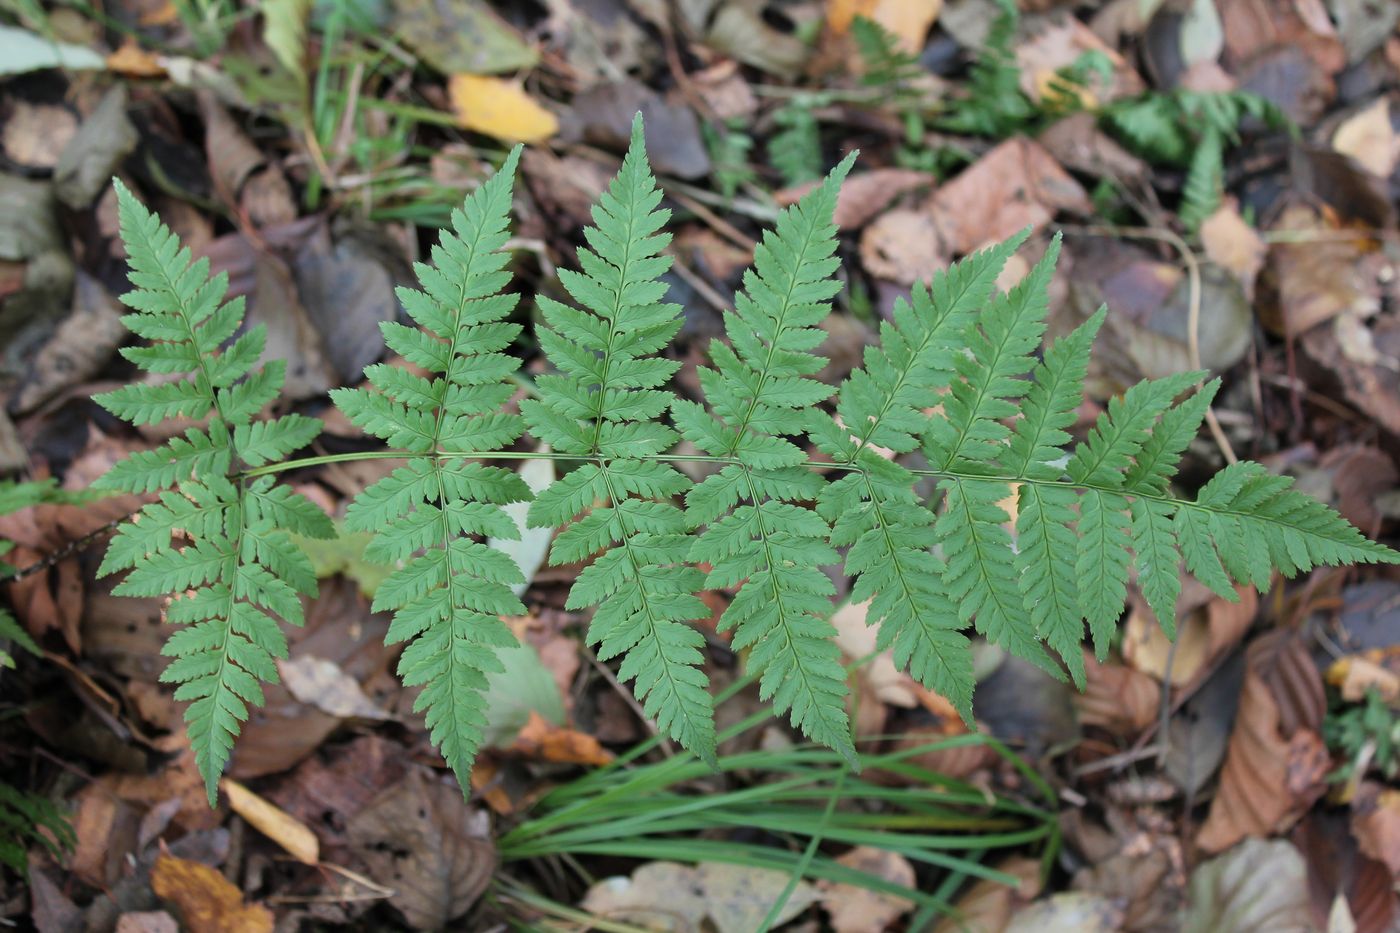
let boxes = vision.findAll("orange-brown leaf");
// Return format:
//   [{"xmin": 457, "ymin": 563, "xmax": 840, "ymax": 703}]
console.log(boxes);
[{"xmin": 151, "ymin": 854, "xmax": 274, "ymax": 933}]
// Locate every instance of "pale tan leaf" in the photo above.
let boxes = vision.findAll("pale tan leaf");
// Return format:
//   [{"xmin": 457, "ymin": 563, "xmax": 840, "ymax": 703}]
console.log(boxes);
[{"xmin": 220, "ymin": 778, "xmax": 319, "ymax": 865}]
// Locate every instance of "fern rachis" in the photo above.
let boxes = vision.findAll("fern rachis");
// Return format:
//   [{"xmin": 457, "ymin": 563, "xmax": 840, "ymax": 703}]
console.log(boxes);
[{"xmin": 95, "ymin": 115, "xmax": 1399, "ymax": 798}]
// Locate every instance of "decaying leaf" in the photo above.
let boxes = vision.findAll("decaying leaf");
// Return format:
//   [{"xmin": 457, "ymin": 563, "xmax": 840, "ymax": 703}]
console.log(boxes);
[
  {"xmin": 151, "ymin": 853, "xmax": 275, "ymax": 933},
  {"xmin": 1327, "ymin": 650, "xmax": 1400, "ymax": 704},
  {"xmin": 1183, "ymin": 838, "xmax": 1313, "ymax": 932},
  {"xmin": 390, "ymin": 0, "xmax": 537, "ymax": 74},
  {"xmin": 1196, "ymin": 631, "xmax": 1330, "ymax": 852},
  {"xmin": 448, "ymin": 75, "xmax": 559, "ymax": 144},
  {"xmin": 1260, "ymin": 205, "xmax": 1380, "ymax": 336},
  {"xmin": 818, "ymin": 846, "xmax": 916, "ymax": 933},
  {"xmin": 347, "ymin": 768, "xmax": 495, "ymax": 930},
  {"xmin": 11, "ymin": 271, "xmax": 126, "ymax": 415}
]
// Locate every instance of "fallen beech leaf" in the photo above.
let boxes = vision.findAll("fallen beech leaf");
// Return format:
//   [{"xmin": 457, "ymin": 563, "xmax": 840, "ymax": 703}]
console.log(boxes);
[
  {"xmin": 933, "ymin": 856, "xmax": 1042, "ymax": 933},
  {"xmin": 1184, "ymin": 838, "xmax": 1312, "ymax": 932},
  {"xmin": 347, "ymin": 768, "xmax": 494, "ymax": 929},
  {"xmin": 508, "ymin": 710, "xmax": 614, "ymax": 766},
  {"xmin": 220, "ymin": 779, "xmax": 318, "ymax": 865},
  {"xmin": 1197, "ymin": 632, "xmax": 1329, "ymax": 853},
  {"xmin": 1077, "ymin": 651, "xmax": 1160, "ymax": 735},
  {"xmin": 1332, "ymin": 99, "xmax": 1400, "ymax": 179},
  {"xmin": 1200, "ymin": 200, "xmax": 1266, "ymax": 298},
  {"xmin": 1123, "ymin": 583, "xmax": 1257, "ymax": 686},
  {"xmin": 1293, "ymin": 811, "xmax": 1399, "ymax": 933},
  {"xmin": 447, "ymin": 75, "xmax": 558, "ymax": 144},
  {"xmin": 151, "ymin": 854, "xmax": 274, "ymax": 933},
  {"xmin": 819, "ymin": 846, "xmax": 916, "ymax": 932},
  {"xmin": 1351, "ymin": 782, "xmax": 1400, "ymax": 877}
]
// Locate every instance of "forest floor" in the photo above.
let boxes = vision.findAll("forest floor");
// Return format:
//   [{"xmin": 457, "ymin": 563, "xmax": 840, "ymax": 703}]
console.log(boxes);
[{"xmin": 2, "ymin": 0, "xmax": 1400, "ymax": 930}]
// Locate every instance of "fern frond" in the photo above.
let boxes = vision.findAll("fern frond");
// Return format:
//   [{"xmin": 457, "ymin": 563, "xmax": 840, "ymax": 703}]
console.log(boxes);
[
  {"xmin": 98, "ymin": 181, "xmax": 324, "ymax": 803},
  {"xmin": 679, "ymin": 154, "xmax": 856, "ymax": 761},
  {"xmin": 524, "ymin": 118, "xmax": 718, "ymax": 763},
  {"xmin": 333, "ymin": 147, "xmax": 531, "ymax": 786}
]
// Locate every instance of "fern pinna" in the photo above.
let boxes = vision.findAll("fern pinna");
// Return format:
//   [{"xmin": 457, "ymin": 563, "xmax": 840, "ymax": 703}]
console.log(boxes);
[{"xmin": 98, "ymin": 115, "xmax": 1399, "ymax": 799}]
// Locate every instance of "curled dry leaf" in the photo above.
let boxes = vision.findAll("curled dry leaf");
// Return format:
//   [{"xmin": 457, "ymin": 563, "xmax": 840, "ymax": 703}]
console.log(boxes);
[
  {"xmin": 819, "ymin": 846, "xmax": 916, "ymax": 933},
  {"xmin": 150, "ymin": 853, "xmax": 274, "ymax": 933},
  {"xmin": 1077, "ymin": 650, "xmax": 1160, "ymax": 735},
  {"xmin": 219, "ymin": 778, "xmax": 318, "ymax": 865},
  {"xmin": 1183, "ymin": 838, "xmax": 1313, "ymax": 932},
  {"xmin": 1196, "ymin": 631, "xmax": 1330, "ymax": 853}
]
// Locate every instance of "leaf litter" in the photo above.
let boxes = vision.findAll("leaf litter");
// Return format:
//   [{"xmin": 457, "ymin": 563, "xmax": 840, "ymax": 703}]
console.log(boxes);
[{"xmin": 2, "ymin": 0, "xmax": 1400, "ymax": 928}]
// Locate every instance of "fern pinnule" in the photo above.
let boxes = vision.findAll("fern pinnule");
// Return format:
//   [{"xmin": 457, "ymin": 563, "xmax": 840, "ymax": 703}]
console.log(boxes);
[
  {"xmin": 331, "ymin": 147, "xmax": 533, "ymax": 786},
  {"xmin": 98, "ymin": 181, "xmax": 330, "ymax": 803},
  {"xmin": 676, "ymin": 154, "xmax": 857, "ymax": 762},
  {"xmin": 524, "ymin": 117, "xmax": 718, "ymax": 764}
]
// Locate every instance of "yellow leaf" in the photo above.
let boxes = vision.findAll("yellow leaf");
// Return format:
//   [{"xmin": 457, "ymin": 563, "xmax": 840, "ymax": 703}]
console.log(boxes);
[
  {"xmin": 220, "ymin": 778, "xmax": 319, "ymax": 865},
  {"xmin": 151, "ymin": 854, "xmax": 274, "ymax": 933},
  {"xmin": 448, "ymin": 75, "xmax": 557, "ymax": 144}
]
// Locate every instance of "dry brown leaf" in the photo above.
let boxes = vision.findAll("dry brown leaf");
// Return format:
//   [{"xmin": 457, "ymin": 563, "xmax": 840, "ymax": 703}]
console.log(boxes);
[
  {"xmin": 151, "ymin": 854, "xmax": 275, "ymax": 933},
  {"xmin": 778, "ymin": 169, "xmax": 933, "ymax": 231},
  {"xmin": 819, "ymin": 846, "xmax": 916, "ymax": 932},
  {"xmin": 1123, "ymin": 583, "xmax": 1257, "ymax": 686},
  {"xmin": 219, "ymin": 779, "xmax": 318, "ymax": 865},
  {"xmin": 929, "ymin": 138, "xmax": 1090, "ymax": 256},
  {"xmin": 1260, "ymin": 204, "xmax": 1379, "ymax": 336},
  {"xmin": 1006, "ymin": 892, "xmax": 1125, "ymax": 932},
  {"xmin": 933, "ymin": 856, "xmax": 1043, "ymax": 933},
  {"xmin": 347, "ymin": 768, "xmax": 495, "ymax": 929},
  {"xmin": 1196, "ymin": 632, "xmax": 1330, "ymax": 853},
  {"xmin": 507, "ymin": 710, "xmax": 614, "ymax": 766},
  {"xmin": 583, "ymin": 861, "xmax": 819, "ymax": 933},
  {"xmin": 1333, "ymin": 99, "xmax": 1400, "ymax": 179},
  {"xmin": 1200, "ymin": 200, "xmax": 1266, "ymax": 298},
  {"xmin": 1077, "ymin": 651, "xmax": 1160, "ymax": 735},
  {"xmin": 860, "ymin": 207, "xmax": 948, "ymax": 285},
  {"xmin": 1351, "ymin": 783, "xmax": 1400, "ymax": 878},
  {"xmin": 2, "ymin": 101, "xmax": 76, "ymax": 170}
]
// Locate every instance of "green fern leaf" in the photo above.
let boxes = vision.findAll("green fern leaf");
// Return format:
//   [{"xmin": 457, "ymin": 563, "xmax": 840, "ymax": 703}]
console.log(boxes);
[
  {"xmin": 524, "ymin": 117, "xmax": 718, "ymax": 763},
  {"xmin": 97, "ymin": 180, "xmax": 324, "ymax": 803},
  {"xmin": 334, "ymin": 146, "xmax": 531, "ymax": 786},
  {"xmin": 679, "ymin": 154, "xmax": 857, "ymax": 760}
]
